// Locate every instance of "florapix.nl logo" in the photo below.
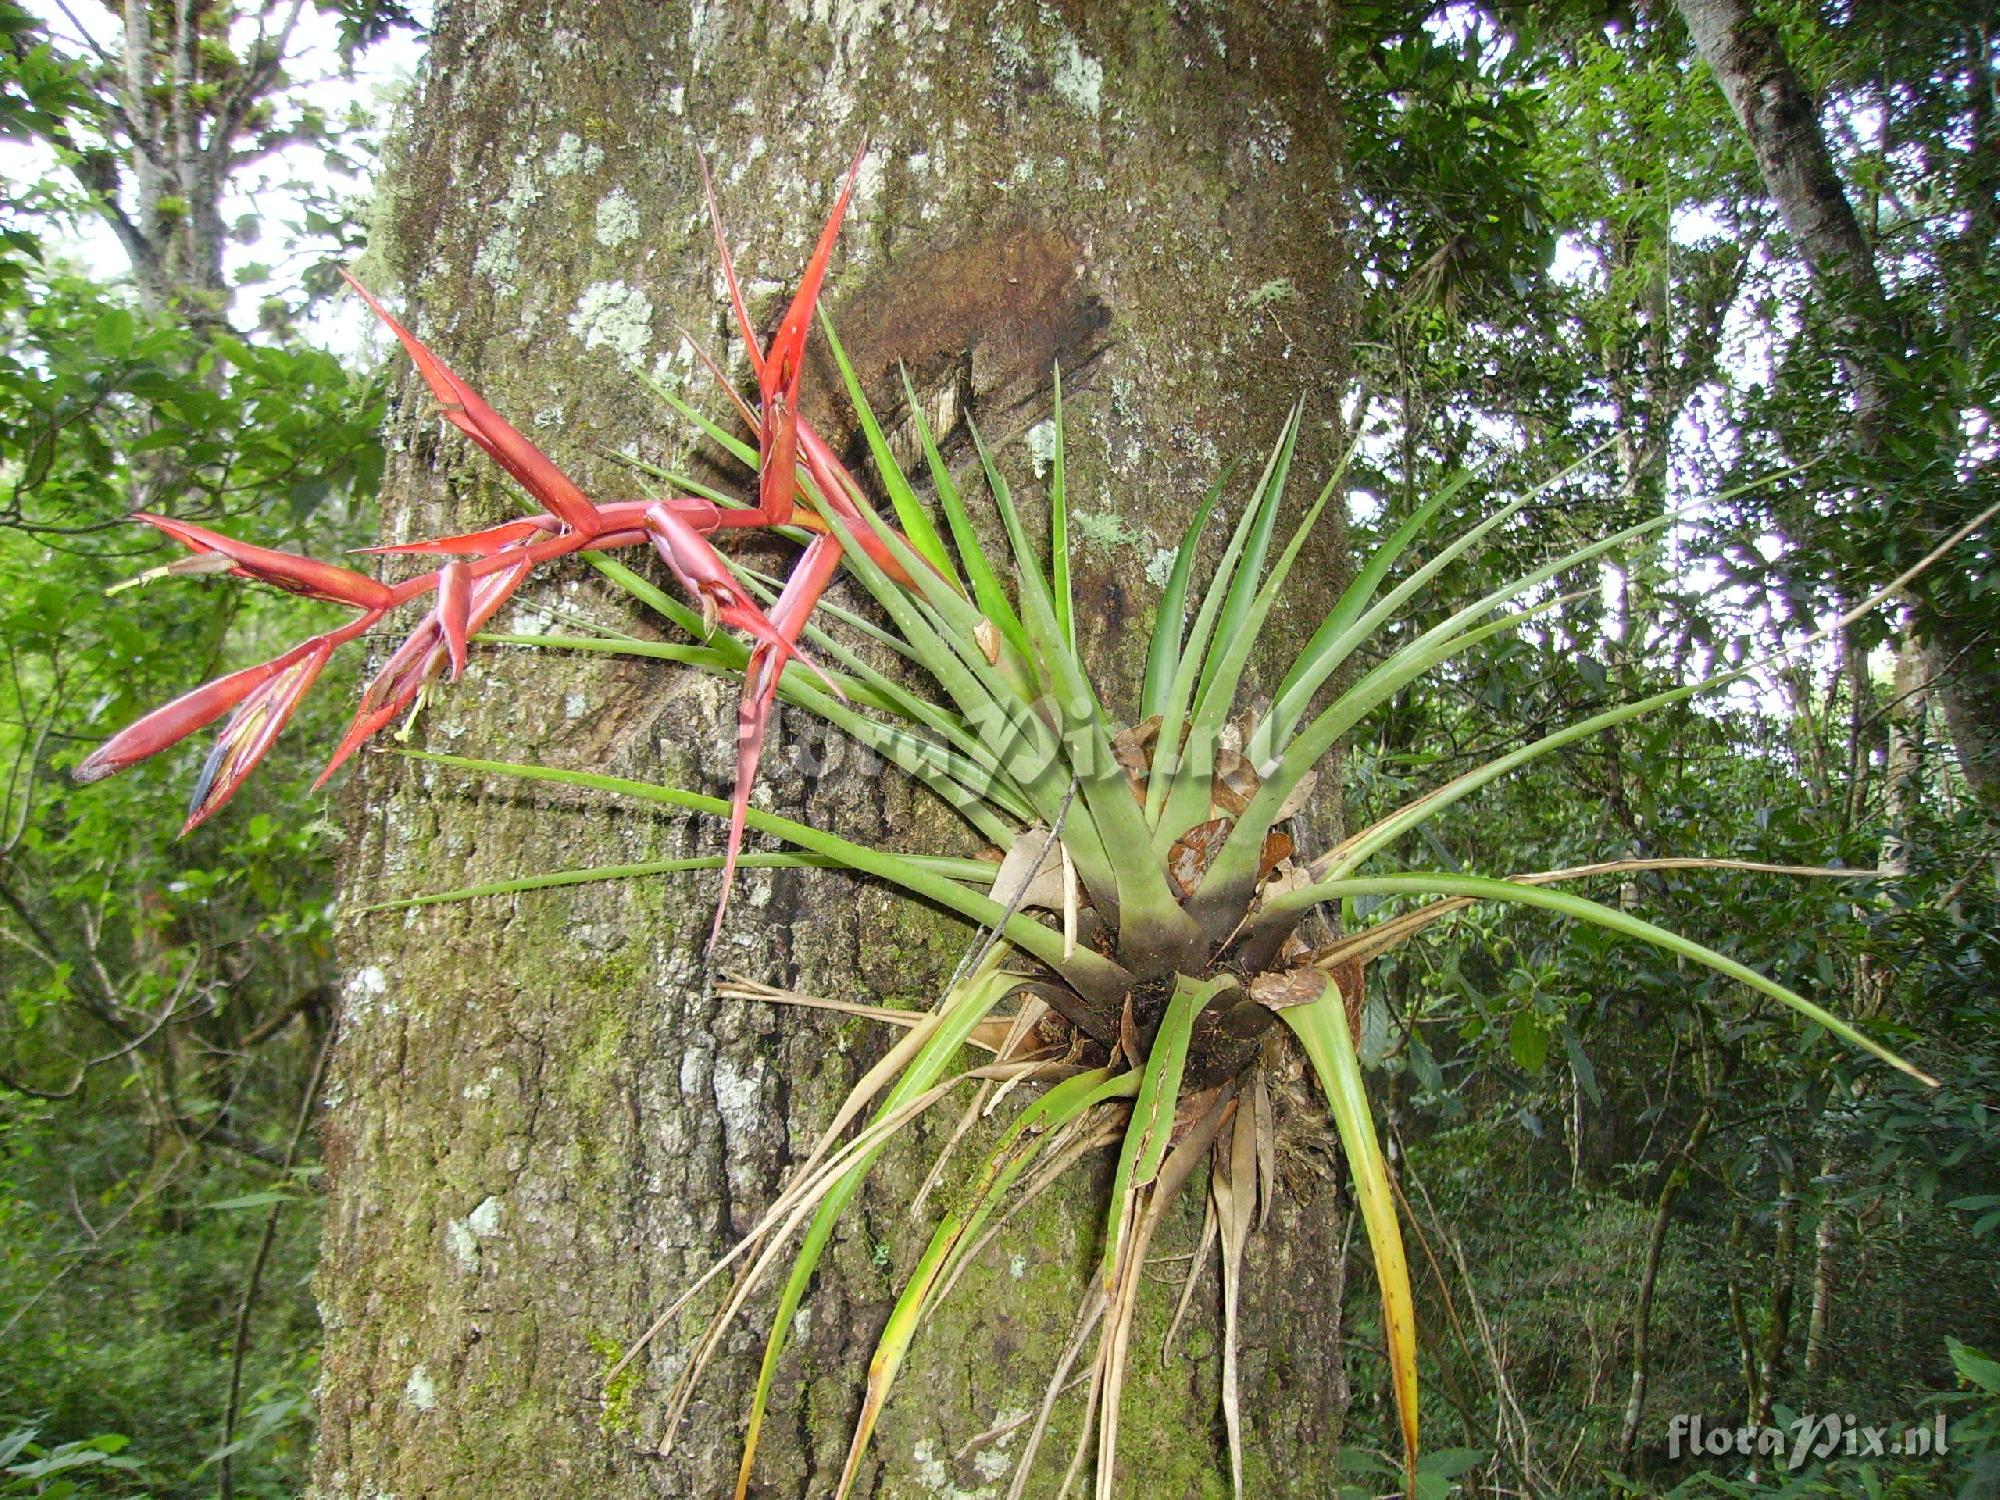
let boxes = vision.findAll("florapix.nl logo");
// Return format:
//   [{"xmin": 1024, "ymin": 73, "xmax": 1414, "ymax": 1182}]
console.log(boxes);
[{"xmin": 1668, "ymin": 1411, "xmax": 1950, "ymax": 1470}]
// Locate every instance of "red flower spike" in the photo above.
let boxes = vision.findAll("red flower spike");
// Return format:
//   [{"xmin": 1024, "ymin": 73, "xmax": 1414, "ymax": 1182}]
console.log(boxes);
[
  {"xmin": 769, "ymin": 531, "xmax": 845, "ymax": 641},
  {"xmin": 642, "ymin": 504, "xmax": 844, "ymax": 693},
  {"xmin": 755, "ymin": 145, "xmax": 865, "ymax": 524},
  {"xmin": 437, "ymin": 562, "xmax": 473, "ymax": 681},
  {"xmin": 361, "ymin": 504, "xmax": 687, "ymax": 578},
  {"xmin": 355, "ymin": 517, "xmax": 558, "ymax": 556},
  {"xmin": 709, "ymin": 532, "xmax": 847, "ymax": 950},
  {"xmin": 86, "ymin": 148, "xmax": 908, "ymax": 894},
  {"xmin": 341, "ymin": 273, "xmax": 602, "ymax": 535},
  {"xmin": 796, "ymin": 421, "xmax": 922, "ymax": 588},
  {"xmin": 75, "ymin": 633, "xmax": 353, "ymax": 786},
  {"xmin": 646, "ymin": 501, "xmax": 758, "ymax": 638},
  {"xmin": 763, "ymin": 144, "xmax": 866, "ymax": 406},
  {"xmin": 316, "ymin": 558, "xmax": 534, "ymax": 787},
  {"xmin": 700, "ymin": 145, "xmax": 867, "ymax": 525},
  {"xmin": 131, "ymin": 513, "xmax": 393, "ymax": 611},
  {"xmin": 677, "ymin": 322, "xmax": 929, "ymax": 590},
  {"xmin": 317, "ymin": 633, "xmax": 447, "ymax": 787},
  {"xmin": 183, "ymin": 638, "xmax": 335, "ymax": 833}
]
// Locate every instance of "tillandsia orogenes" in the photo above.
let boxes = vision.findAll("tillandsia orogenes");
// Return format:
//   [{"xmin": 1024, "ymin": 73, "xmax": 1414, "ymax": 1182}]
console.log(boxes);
[{"xmin": 80, "ymin": 148, "xmax": 1950, "ymax": 1499}]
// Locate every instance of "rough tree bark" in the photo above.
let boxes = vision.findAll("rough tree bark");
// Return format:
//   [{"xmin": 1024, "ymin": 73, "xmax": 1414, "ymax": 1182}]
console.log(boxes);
[
  {"xmin": 1675, "ymin": 0, "xmax": 2000, "ymax": 812},
  {"xmin": 312, "ymin": 4, "xmax": 1363, "ymax": 1497}
]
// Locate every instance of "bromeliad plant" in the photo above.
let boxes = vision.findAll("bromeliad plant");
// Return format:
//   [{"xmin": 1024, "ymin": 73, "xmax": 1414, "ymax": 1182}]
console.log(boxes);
[{"xmin": 79, "ymin": 151, "xmax": 1950, "ymax": 1498}]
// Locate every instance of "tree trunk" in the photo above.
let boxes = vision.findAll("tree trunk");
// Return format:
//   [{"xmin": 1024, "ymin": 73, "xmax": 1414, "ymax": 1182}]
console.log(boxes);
[
  {"xmin": 1615, "ymin": 1103, "xmax": 1713, "ymax": 1475},
  {"xmin": 1672, "ymin": 0, "xmax": 1886, "ymax": 397},
  {"xmin": 312, "ymin": 4, "xmax": 1359, "ymax": 1497},
  {"xmin": 1752, "ymin": 1172, "xmax": 1800, "ymax": 1430},
  {"xmin": 1801, "ymin": 1158, "xmax": 1838, "ymax": 1386}
]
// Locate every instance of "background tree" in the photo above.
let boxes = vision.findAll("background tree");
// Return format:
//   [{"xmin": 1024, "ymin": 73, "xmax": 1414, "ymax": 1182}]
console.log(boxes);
[
  {"xmin": 1320, "ymin": 4, "xmax": 2000, "ymax": 1494},
  {"xmin": 1673, "ymin": 0, "xmax": 2000, "ymax": 813}
]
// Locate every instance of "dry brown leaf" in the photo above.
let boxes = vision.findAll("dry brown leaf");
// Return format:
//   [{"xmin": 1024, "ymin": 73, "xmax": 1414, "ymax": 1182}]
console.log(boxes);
[
  {"xmin": 1096, "ymin": 1095, "xmax": 1236, "ymax": 1500},
  {"xmin": 1330, "ymin": 956, "xmax": 1367, "ymax": 1043},
  {"xmin": 1170, "ymin": 1084, "xmax": 1226, "ymax": 1142},
  {"xmin": 1208, "ymin": 747, "xmax": 1260, "ymax": 816},
  {"xmin": 991, "ymin": 826, "xmax": 1067, "ymax": 911},
  {"xmin": 1007, "ymin": 1292, "xmax": 1108, "ymax": 1500},
  {"xmin": 1168, "ymin": 816, "xmax": 1232, "ymax": 895},
  {"xmin": 1251, "ymin": 1067, "xmax": 1276, "ymax": 1234},
  {"xmin": 1110, "ymin": 715, "xmax": 1161, "ymax": 783},
  {"xmin": 1161, "ymin": 1191, "xmax": 1218, "ymax": 1363},
  {"xmin": 1274, "ymin": 767, "xmax": 1319, "ymax": 823},
  {"xmin": 1258, "ymin": 829, "xmax": 1293, "ymax": 878},
  {"xmin": 1117, "ymin": 991, "xmax": 1142, "ymax": 1070},
  {"xmin": 1256, "ymin": 861, "xmax": 1316, "ymax": 905},
  {"xmin": 1212, "ymin": 1082, "xmax": 1261, "ymax": 1499},
  {"xmin": 1221, "ymin": 708, "xmax": 1259, "ymax": 756},
  {"xmin": 1247, "ymin": 966, "xmax": 1327, "ymax": 1012}
]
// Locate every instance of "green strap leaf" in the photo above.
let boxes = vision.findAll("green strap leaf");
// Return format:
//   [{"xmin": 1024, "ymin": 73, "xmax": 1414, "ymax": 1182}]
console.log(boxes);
[
  {"xmin": 741, "ymin": 956, "xmax": 1019, "ymax": 1497},
  {"xmin": 1262, "ymin": 443, "xmax": 1615, "ymax": 762},
  {"xmin": 1099, "ymin": 973, "xmax": 1234, "ymax": 1295},
  {"xmin": 834, "ymin": 1065, "xmax": 1139, "ymax": 1496},
  {"xmin": 1139, "ymin": 465, "xmax": 1229, "ymax": 724},
  {"xmin": 403, "ymin": 750, "xmax": 1131, "ymax": 1001},
  {"xmin": 1192, "ymin": 400, "xmax": 1301, "ymax": 718},
  {"xmin": 642, "ymin": 374, "xmax": 759, "ymax": 470},
  {"xmin": 815, "ymin": 465, "xmax": 1125, "ymax": 912},
  {"xmin": 817, "ymin": 311, "xmax": 960, "ymax": 582},
  {"xmin": 360, "ymin": 850, "xmax": 1000, "ymax": 913},
  {"xmin": 1280, "ymin": 981, "xmax": 1419, "ymax": 1492},
  {"xmin": 1265, "ymin": 470, "xmax": 1468, "ymax": 736},
  {"xmin": 1228, "ymin": 501, "xmax": 1691, "ymax": 862},
  {"xmin": 815, "ymin": 495, "xmax": 1109, "ymax": 861},
  {"xmin": 1154, "ymin": 456, "xmax": 1341, "ymax": 850},
  {"xmin": 1191, "ymin": 593, "xmax": 1582, "ymax": 912},
  {"xmin": 901, "ymin": 365, "xmax": 1032, "ymax": 667},
  {"xmin": 1269, "ymin": 875, "xmax": 1935, "ymax": 1084},
  {"xmin": 963, "ymin": 420, "xmax": 1195, "ymax": 948},
  {"xmin": 1144, "ymin": 416, "xmax": 1300, "ymax": 831},
  {"xmin": 481, "ymin": 631, "xmax": 1028, "ymax": 839},
  {"xmin": 1049, "ymin": 365, "xmax": 1073, "ymax": 650}
]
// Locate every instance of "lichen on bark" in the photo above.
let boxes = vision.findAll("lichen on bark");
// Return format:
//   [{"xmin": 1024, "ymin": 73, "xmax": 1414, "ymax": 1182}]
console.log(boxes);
[{"xmin": 313, "ymin": 3, "xmax": 1365, "ymax": 1495}]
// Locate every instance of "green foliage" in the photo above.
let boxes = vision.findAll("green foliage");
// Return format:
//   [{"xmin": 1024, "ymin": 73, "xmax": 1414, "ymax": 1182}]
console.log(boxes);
[{"xmin": 0, "ymin": 2, "xmax": 393, "ymax": 1493}]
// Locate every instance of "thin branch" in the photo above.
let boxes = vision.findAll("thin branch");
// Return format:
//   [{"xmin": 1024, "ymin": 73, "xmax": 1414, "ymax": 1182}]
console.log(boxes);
[
  {"xmin": 236, "ymin": 983, "xmax": 334, "ymax": 1051},
  {"xmin": 217, "ymin": 1022, "xmax": 334, "ymax": 1500},
  {"xmin": 0, "ymin": 871, "xmax": 125, "ymax": 1024},
  {"xmin": 0, "ymin": 969, "xmax": 198, "ymax": 1101},
  {"xmin": 0, "ymin": 1141, "xmax": 196, "ymax": 1341}
]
